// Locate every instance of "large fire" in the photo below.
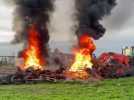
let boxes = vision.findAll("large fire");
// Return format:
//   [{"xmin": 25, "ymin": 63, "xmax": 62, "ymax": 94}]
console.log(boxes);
[
  {"xmin": 21, "ymin": 24, "xmax": 45, "ymax": 71},
  {"xmin": 66, "ymin": 34, "xmax": 96, "ymax": 80}
]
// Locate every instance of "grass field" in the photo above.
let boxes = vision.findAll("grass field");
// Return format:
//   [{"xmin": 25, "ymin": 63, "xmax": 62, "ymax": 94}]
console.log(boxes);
[{"xmin": 0, "ymin": 77, "xmax": 134, "ymax": 100}]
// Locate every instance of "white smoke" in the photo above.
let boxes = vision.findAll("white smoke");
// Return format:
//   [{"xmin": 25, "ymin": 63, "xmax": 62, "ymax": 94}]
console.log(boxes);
[{"xmin": 49, "ymin": 0, "xmax": 77, "ymax": 42}]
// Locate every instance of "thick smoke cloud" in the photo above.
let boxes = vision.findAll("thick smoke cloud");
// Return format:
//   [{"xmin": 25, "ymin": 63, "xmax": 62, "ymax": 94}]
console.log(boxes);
[
  {"xmin": 11, "ymin": 0, "xmax": 117, "ymax": 50},
  {"xmin": 12, "ymin": 0, "xmax": 54, "ymax": 55},
  {"xmin": 12, "ymin": 0, "xmax": 53, "ymax": 43},
  {"xmin": 75, "ymin": 0, "xmax": 116, "ymax": 40}
]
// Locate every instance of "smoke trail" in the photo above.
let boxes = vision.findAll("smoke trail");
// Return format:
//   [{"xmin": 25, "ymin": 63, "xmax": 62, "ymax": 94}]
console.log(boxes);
[
  {"xmin": 75, "ymin": 0, "xmax": 117, "ymax": 40},
  {"xmin": 12, "ymin": 0, "xmax": 54, "ymax": 55}
]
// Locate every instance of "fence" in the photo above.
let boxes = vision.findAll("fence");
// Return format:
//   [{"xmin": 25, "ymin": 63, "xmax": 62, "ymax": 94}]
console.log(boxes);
[{"xmin": 0, "ymin": 56, "xmax": 16, "ymax": 65}]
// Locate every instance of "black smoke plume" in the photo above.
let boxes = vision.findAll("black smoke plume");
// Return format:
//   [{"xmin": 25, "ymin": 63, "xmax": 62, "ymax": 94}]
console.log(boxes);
[
  {"xmin": 75, "ymin": 0, "xmax": 117, "ymax": 40},
  {"xmin": 12, "ymin": 0, "xmax": 54, "ymax": 56}
]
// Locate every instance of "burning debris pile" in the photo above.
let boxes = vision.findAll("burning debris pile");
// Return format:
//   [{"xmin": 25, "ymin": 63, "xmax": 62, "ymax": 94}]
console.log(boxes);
[
  {"xmin": 12, "ymin": 0, "xmax": 54, "ymax": 71},
  {"xmin": 1, "ymin": 51, "xmax": 134, "ymax": 84},
  {"xmin": 65, "ymin": 34, "xmax": 96, "ymax": 80},
  {"xmin": 64, "ymin": 0, "xmax": 117, "ymax": 80},
  {"xmin": 3, "ymin": 0, "xmax": 134, "ymax": 84},
  {"xmin": 20, "ymin": 24, "xmax": 46, "ymax": 71}
]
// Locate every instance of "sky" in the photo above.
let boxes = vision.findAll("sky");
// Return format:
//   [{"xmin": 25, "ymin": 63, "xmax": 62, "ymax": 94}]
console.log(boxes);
[
  {"xmin": 0, "ymin": 0, "xmax": 14, "ymax": 42},
  {"xmin": 0, "ymin": 0, "xmax": 134, "ymax": 54}
]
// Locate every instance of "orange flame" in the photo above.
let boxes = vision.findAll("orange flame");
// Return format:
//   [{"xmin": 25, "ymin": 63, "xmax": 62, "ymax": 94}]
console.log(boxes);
[
  {"xmin": 67, "ymin": 33, "xmax": 96, "ymax": 80},
  {"xmin": 21, "ymin": 24, "xmax": 45, "ymax": 71}
]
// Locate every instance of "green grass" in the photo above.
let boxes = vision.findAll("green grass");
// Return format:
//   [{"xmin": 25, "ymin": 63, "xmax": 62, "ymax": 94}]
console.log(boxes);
[{"xmin": 0, "ymin": 77, "xmax": 134, "ymax": 100}]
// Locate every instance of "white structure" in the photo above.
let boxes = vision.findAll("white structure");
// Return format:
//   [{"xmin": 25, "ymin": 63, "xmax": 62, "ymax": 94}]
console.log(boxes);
[{"xmin": 122, "ymin": 46, "xmax": 134, "ymax": 57}]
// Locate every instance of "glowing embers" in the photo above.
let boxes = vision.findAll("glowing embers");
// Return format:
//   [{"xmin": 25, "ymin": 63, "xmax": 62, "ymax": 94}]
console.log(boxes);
[
  {"xmin": 21, "ymin": 24, "xmax": 45, "ymax": 71},
  {"xmin": 67, "ymin": 33, "xmax": 96, "ymax": 80}
]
